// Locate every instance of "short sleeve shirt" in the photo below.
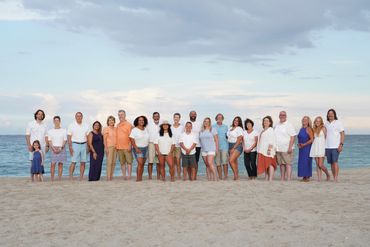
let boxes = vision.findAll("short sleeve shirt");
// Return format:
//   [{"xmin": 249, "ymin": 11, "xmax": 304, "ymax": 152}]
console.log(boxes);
[
  {"xmin": 274, "ymin": 121, "xmax": 296, "ymax": 152},
  {"xmin": 199, "ymin": 128, "xmax": 218, "ymax": 152},
  {"xmin": 325, "ymin": 120, "xmax": 345, "ymax": 148}
]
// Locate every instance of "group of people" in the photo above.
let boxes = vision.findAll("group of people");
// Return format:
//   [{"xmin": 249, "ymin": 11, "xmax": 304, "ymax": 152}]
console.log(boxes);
[{"xmin": 26, "ymin": 108, "xmax": 345, "ymax": 183}]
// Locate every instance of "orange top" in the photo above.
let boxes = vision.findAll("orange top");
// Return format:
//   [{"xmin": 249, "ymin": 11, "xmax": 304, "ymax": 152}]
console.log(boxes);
[
  {"xmin": 116, "ymin": 121, "xmax": 132, "ymax": 150},
  {"xmin": 103, "ymin": 126, "xmax": 117, "ymax": 147}
]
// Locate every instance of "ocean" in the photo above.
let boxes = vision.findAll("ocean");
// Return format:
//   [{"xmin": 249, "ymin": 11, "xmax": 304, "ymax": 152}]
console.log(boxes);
[{"xmin": 0, "ymin": 135, "xmax": 369, "ymax": 177}]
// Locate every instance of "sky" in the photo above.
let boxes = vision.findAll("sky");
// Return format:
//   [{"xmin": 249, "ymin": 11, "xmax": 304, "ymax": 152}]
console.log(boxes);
[{"xmin": 1, "ymin": 0, "xmax": 370, "ymax": 134}]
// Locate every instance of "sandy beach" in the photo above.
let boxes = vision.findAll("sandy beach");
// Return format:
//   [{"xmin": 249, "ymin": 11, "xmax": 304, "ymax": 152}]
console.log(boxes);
[{"xmin": 1, "ymin": 168, "xmax": 370, "ymax": 247}]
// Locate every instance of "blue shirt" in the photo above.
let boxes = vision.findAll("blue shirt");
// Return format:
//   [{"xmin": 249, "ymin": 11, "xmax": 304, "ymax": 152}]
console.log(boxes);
[
  {"xmin": 199, "ymin": 128, "xmax": 218, "ymax": 152},
  {"xmin": 212, "ymin": 123, "xmax": 229, "ymax": 151}
]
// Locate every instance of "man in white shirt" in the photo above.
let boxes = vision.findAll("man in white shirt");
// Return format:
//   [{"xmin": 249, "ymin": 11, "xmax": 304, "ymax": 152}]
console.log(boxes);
[
  {"xmin": 274, "ymin": 111, "xmax": 296, "ymax": 181},
  {"xmin": 147, "ymin": 112, "xmax": 161, "ymax": 180},
  {"xmin": 47, "ymin": 116, "xmax": 67, "ymax": 181},
  {"xmin": 68, "ymin": 112, "xmax": 89, "ymax": 181},
  {"xmin": 189, "ymin": 110, "xmax": 201, "ymax": 180},
  {"xmin": 179, "ymin": 122, "xmax": 198, "ymax": 181},
  {"xmin": 325, "ymin": 109, "xmax": 345, "ymax": 182},
  {"xmin": 26, "ymin": 109, "xmax": 48, "ymax": 181}
]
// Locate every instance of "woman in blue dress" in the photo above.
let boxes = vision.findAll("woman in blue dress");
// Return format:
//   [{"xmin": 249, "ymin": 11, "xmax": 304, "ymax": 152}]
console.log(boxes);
[
  {"xmin": 297, "ymin": 116, "xmax": 314, "ymax": 182},
  {"xmin": 88, "ymin": 121, "xmax": 104, "ymax": 181}
]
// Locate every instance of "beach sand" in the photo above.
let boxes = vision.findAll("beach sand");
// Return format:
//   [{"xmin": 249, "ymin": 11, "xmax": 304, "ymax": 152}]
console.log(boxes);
[{"xmin": 1, "ymin": 168, "xmax": 370, "ymax": 247}]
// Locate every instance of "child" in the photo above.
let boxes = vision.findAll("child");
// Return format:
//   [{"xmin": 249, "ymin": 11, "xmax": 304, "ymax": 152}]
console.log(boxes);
[{"xmin": 30, "ymin": 140, "xmax": 44, "ymax": 182}]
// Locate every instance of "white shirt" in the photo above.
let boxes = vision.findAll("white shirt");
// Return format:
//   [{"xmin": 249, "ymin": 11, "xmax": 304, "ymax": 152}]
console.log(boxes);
[
  {"xmin": 148, "ymin": 121, "xmax": 160, "ymax": 143},
  {"xmin": 274, "ymin": 121, "xmax": 296, "ymax": 152},
  {"xmin": 179, "ymin": 132, "xmax": 198, "ymax": 155},
  {"xmin": 154, "ymin": 133, "xmax": 175, "ymax": 155},
  {"xmin": 243, "ymin": 129, "xmax": 259, "ymax": 152},
  {"xmin": 190, "ymin": 120, "xmax": 201, "ymax": 147},
  {"xmin": 171, "ymin": 124, "xmax": 184, "ymax": 147},
  {"xmin": 227, "ymin": 126, "xmax": 244, "ymax": 143},
  {"xmin": 47, "ymin": 128, "xmax": 67, "ymax": 147},
  {"xmin": 67, "ymin": 122, "xmax": 89, "ymax": 143},
  {"xmin": 26, "ymin": 120, "xmax": 48, "ymax": 148},
  {"xmin": 325, "ymin": 120, "xmax": 345, "ymax": 148},
  {"xmin": 257, "ymin": 127, "xmax": 277, "ymax": 158},
  {"xmin": 129, "ymin": 127, "xmax": 150, "ymax": 148}
]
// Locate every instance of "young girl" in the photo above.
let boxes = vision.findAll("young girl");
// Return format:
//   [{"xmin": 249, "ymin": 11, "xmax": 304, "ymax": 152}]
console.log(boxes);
[
  {"xmin": 310, "ymin": 116, "xmax": 330, "ymax": 181},
  {"xmin": 31, "ymin": 140, "xmax": 44, "ymax": 182}
]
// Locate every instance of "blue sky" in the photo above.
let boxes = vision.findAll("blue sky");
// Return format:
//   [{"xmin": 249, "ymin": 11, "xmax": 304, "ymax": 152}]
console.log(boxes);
[{"xmin": 1, "ymin": 0, "xmax": 369, "ymax": 134}]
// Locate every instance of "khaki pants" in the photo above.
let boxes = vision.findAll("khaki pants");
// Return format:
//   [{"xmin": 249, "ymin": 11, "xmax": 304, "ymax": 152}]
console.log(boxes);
[{"xmin": 106, "ymin": 146, "xmax": 117, "ymax": 178}]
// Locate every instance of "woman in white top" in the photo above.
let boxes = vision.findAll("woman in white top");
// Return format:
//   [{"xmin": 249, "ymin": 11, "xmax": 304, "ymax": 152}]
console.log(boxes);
[
  {"xmin": 129, "ymin": 116, "xmax": 150, "ymax": 182},
  {"xmin": 171, "ymin": 113, "xmax": 184, "ymax": 179},
  {"xmin": 310, "ymin": 116, "xmax": 330, "ymax": 181},
  {"xmin": 242, "ymin": 119, "xmax": 259, "ymax": 180},
  {"xmin": 227, "ymin": 116, "xmax": 244, "ymax": 180},
  {"xmin": 154, "ymin": 120, "xmax": 175, "ymax": 182},
  {"xmin": 257, "ymin": 116, "xmax": 277, "ymax": 181}
]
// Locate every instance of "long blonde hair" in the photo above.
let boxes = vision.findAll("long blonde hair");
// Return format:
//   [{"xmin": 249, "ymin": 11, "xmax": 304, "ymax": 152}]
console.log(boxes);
[
  {"xmin": 302, "ymin": 116, "xmax": 313, "ymax": 132},
  {"xmin": 313, "ymin": 116, "xmax": 324, "ymax": 136},
  {"xmin": 201, "ymin": 117, "xmax": 212, "ymax": 132}
]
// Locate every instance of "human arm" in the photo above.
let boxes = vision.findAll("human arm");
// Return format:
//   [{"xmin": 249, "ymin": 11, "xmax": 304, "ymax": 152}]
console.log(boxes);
[{"xmin": 88, "ymin": 132, "xmax": 97, "ymax": 160}]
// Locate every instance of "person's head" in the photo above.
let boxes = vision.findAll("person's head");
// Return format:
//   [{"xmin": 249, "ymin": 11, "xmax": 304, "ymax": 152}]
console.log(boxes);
[
  {"xmin": 232, "ymin": 116, "xmax": 243, "ymax": 128},
  {"xmin": 159, "ymin": 120, "xmax": 172, "ymax": 137},
  {"xmin": 202, "ymin": 117, "xmax": 212, "ymax": 131},
  {"xmin": 34, "ymin": 109, "xmax": 45, "ymax": 121},
  {"xmin": 263, "ymin": 116, "xmax": 273, "ymax": 129},
  {"xmin": 134, "ymin": 116, "xmax": 148, "ymax": 128},
  {"xmin": 301, "ymin": 116, "xmax": 312, "ymax": 129},
  {"xmin": 185, "ymin": 121, "xmax": 193, "ymax": 133},
  {"xmin": 92, "ymin": 121, "xmax": 102, "ymax": 134},
  {"xmin": 327, "ymin": 109, "xmax": 338, "ymax": 122},
  {"xmin": 118, "ymin": 110, "xmax": 126, "ymax": 122},
  {"xmin": 279, "ymin": 111, "xmax": 287, "ymax": 123},
  {"xmin": 75, "ymin": 112, "xmax": 83, "ymax": 124},
  {"xmin": 152, "ymin": 112, "xmax": 160, "ymax": 124},
  {"xmin": 313, "ymin": 116, "xmax": 324, "ymax": 135},
  {"xmin": 173, "ymin": 113, "xmax": 181, "ymax": 124},
  {"xmin": 106, "ymin": 116, "xmax": 116, "ymax": 127},
  {"xmin": 215, "ymin": 113, "xmax": 224, "ymax": 125},
  {"xmin": 189, "ymin": 111, "xmax": 197, "ymax": 122},
  {"xmin": 53, "ymin": 116, "xmax": 61, "ymax": 128},
  {"xmin": 244, "ymin": 118, "xmax": 254, "ymax": 131},
  {"xmin": 32, "ymin": 140, "xmax": 41, "ymax": 151}
]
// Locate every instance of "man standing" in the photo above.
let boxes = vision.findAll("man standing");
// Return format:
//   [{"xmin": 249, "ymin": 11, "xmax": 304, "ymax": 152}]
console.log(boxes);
[
  {"xmin": 213, "ymin": 113, "xmax": 229, "ymax": 180},
  {"xmin": 189, "ymin": 111, "xmax": 201, "ymax": 179},
  {"xmin": 26, "ymin": 109, "xmax": 49, "ymax": 181},
  {"xmin": 148, "ymin": 112, "xmax": 161, "ymax": 180},
  {"xmin": 68, "ymin": 112, "xmax": 89, "ymax": 181},
  {"xmin": 116, "ymin": 110, "xmax": 134, "ymax": 180},
  {"xmin": 274, "ymin": 111, "xmax": 296, "ymax": 181}
]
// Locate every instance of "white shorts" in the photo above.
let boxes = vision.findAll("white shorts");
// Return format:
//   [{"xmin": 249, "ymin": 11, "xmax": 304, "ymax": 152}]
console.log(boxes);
[{"xmin": 202, "ymin": 151, "xmax": 216, "ymax": 157}]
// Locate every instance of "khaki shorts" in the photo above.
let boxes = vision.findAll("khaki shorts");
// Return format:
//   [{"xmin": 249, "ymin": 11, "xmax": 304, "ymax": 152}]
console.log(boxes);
[
  {"xmin": 172, "ymin": 147, "xmax": 182, "ymax": 159},
  {"xmin": 215, "ymin": 150, "xmax": 229, "ymax": 166},
  {"xmin": 148, "ymin": 142, "xmax": 159, "ymax": 164},
  {"xmin": 117, "ymin": 149, "xmax": 133, "ymax": 165},
  {"xmin": 276, "ymin": 152, "xmax": 294, "ymax": 165}
]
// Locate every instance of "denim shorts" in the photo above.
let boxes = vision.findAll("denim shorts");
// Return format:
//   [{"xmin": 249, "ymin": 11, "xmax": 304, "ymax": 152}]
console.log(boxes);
[
  {"xmin": 133, "ymin": 146, "xmax": 148, "ymax": 159},
  {"xmin": 326, "ymin": 148, "xmax": 340, "ymax": 164},
  {"xmin": 228, "ymin": 142, "xmax": 243, "ymax": 154},
  {"xmin": 71, "ymin": 142, "xmax": 87, "ymax": 163}
]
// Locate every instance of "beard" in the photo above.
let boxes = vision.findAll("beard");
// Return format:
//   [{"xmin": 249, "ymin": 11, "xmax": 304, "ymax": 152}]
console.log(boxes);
[{"xmin": 190, "ymin": 116, "xmax": 196, "ymax": 122}]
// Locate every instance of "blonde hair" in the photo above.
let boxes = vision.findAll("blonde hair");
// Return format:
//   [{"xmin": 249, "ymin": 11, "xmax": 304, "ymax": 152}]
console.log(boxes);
[
  {"xmin": 201, "ymin": 117, "xmax": 212, "ymax": 132},
  {"xmin": 302, "ymin": 116, "xmax": 313, "ymax": 134},
  {"xmin": 313, "ymin": 116, "xmax": 324, "ymax": 136}
]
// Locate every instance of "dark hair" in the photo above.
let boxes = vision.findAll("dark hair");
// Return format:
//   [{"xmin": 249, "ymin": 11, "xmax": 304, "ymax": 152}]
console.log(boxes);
[
  {"xmin": 34, "ymin": 109, "xmax": 45, "ymax": 120},
  {"xmin": 231, "ymin": 116, "xmax": 243, "ymax": 128},
  {"xmin": 153, "ymin": 112, "xmax": 160, "ymax": 117},
  {"xmin": 185, "ymin": 121, "xmax": 193, "ymax": 126},
  {"xmin": 75, "ymin": 112, "xmax": 83, "ymax": 117},
  {"xmin": 53, "ymin": 116, "xmax": 61, "ymax": 121},
  {"xmin": 92, "ymin": 121, "xmax": 102, "ymax": 134},
  {"xmin": 327, "ymin": 109, "xmax": 338, "ymax": 121},
  {"xmin": 106, "ymin": 115, "xmax": 116, "ymax": 126},
  {"xmin": 32, "ymin": 140, "xmax": 41, "ymax": 151},
  {"xmin": 262, "ymin": 116, "xmax": 273, "ymax": 128},
  {"xmin": 159, "ymin": 124, "xmax": 173, "ymax": 137},
  {"xmin": 173, "ymin": 113, "xmax": 181, "ymax": 118},
  {"xmin": 134, "ymin": 116, "xmax": 148, "ymax": 127},
  {"xmin": 215, "ymin": 113, "xmax": 224, "ymax": 121},
  {"xmin": 244, "ymin": 118, "xmax": 254, "ymax": 130}
]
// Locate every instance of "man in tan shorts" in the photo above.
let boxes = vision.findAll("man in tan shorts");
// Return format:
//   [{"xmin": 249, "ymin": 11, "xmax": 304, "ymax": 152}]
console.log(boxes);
[
  {"xmin": 147, "ymin": 112, "xmax": 160, "ymax": 179},
  {"xmin": 116, "ymin": 110, "xmax": 134, "ymax": 180}
]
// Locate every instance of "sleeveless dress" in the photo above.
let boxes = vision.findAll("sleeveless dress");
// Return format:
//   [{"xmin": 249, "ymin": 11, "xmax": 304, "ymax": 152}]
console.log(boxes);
[
  {"xmin": 297, "ymin": 128, "xmax": 312, "ymax": 178},
  {"xmin": 310, "ymin": 130, "xmax": 326, "ymax": 158},
  {"xmin": 31, "ymin": 150, "xmax": 44, "ymax": 174},
  {"xmin": 89, "ymin": 132, "xmax": 104, "ymax": 181}
]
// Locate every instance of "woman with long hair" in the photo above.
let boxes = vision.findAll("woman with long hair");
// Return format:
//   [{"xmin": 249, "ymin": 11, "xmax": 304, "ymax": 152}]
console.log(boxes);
[
  {"xmin": 297, "ymin": 116, "xmax": 314, "ymax": 182},
  {"xmin": 88, "ymin": 121, "xmax": 104, "ymax": 181},
  {"xmin": 227, "ymin": 116, "xmax": 244, "ymax": 180},
  {"xmin": 199, "ymin": 117, "xmax": 218, "ymax": 181}
]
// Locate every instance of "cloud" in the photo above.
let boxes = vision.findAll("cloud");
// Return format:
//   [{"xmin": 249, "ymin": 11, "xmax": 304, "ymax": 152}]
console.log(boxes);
[
  {"xmin": 18, "ymin": 0, "xmax": 370, "ymax": 58},
  {"xmin": 0, "ymin": 0, "xmax": 56, "ymax": 21}
]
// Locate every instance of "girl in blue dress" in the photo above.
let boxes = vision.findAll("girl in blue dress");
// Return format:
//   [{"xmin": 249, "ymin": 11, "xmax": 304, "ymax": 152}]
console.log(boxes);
[{"xmin": 30, "ymin": 140, "xmax": 44, "ymax": 182}]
